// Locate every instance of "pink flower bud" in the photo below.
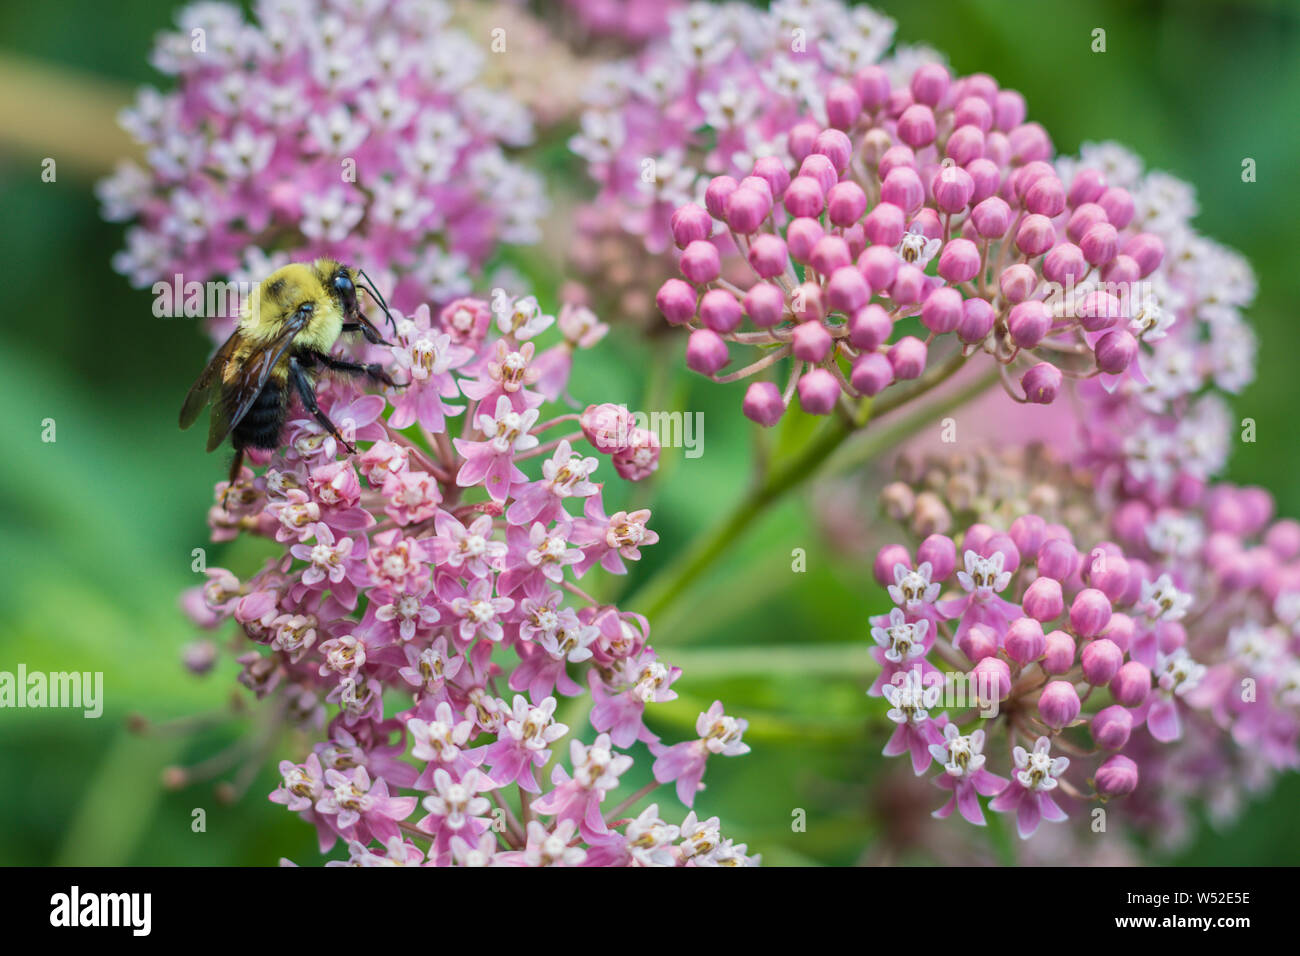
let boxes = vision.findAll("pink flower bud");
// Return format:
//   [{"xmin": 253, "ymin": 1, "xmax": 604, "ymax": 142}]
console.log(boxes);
[
  {"xmin": 787, "ymin": 217, "xmax": 825, "ymax": 263},
  {"xmin": 725, "ymin": 187, "xmax": 770, "ymax": 234},
  {"xmin": 792, "ymin": 321, "xmax": 832, "ymax": 363},
  {"xmin": 1024, "ymin": 175, "xmax": 1066, "ymax": 217},
  {"xmin": 958, "ymin": 622, "xmax": 999, "ymax": 663},
  {"xmin": 853, "ymin": 65, "xmax": 890, "ymax": 109},
  {"xmin": 1005, "ymin": 616, "xmax": 1046, "ymax": 664},
  {"xmin": 973, "ymin": 657, "xmax": 1012, "ymax": 701},
  {"xmin": 1043, "ymin": 630, "xmax": 1076, "ymax": 674},
  {"xmin": 933, "ymin": 164, "xmax": 975, "ymax": 213},
  {"xmin": 1008, "ymin": 300, "xmax": 1051, "ymax": 348},
  {"xmin": 809, "ymin": 235, "xmax": 852, "ymax": 275},
  {"xmin": 680, "ymin": 240, "xmax": 720, "ymax": 284},
  {"xmin": 890, "ymin": 265, "xmax": 926, "ymax": 305},
  {"xmin": 864, "ymin": 202, "xmax": 905, "ymax": 246},
  {"xmin": 1098, "ymin": 187, "xmax": 1135, "ymax": 229},
  {"xmin": 1037, "ymin": 537, "xmax": 1078, "ymax": 580},
  {"xmin": 826, "ymin": 181, "xmax": 868, "ymax": 227},
  {"xmin": 918, "ymin": 534, "xmax": 957, "ymax": 580},
  {"xmin": 1094, "ymin": 754, "xmax": 1139, "ymax": 797},
  {"xmin": 751, "ymin": 155, "xmax": 790, "ymax": 200},
  {"xmin": 1066, "ymin": 202, "xmax": 1108, "ymax": 243},
  {"xmin": 909, "ymin": 63, "xmax": 950, "ymax": 106},
  {"xmin": 964, "ymin": 523, "xmax": 995, "ymax": 554},
  {"xmin": 1023, "ymin": 576, "xmax": 1064, "ymax": 622},
  {"xmin": 958, "ymin": 297, "xmax": 995, "ymax": 343},
  {"xmin": 881, "ymin": 167, "xmax": 925, "ymax": 214},
  {"xmin": 1094, "ymin": 329, "xmax": 1138, "ymax": 375},
  {"xmin": 946, "ymin": 125, "xmax": 985, "ymax": 166},
  {"xmin": 849, "ymin": 303, "xmax": 892, "ymax": 350},
  {"xmin": 1101, "ymin": 254, "xmax": 1140, "ymax": 286},
  {"xmin": 744, "ymin": 282, "xmax": 785, "ymax": 328},
  {"xmin": 1124, "ymin": 233, "xmax": 1165, "ymax": 277},
  {"xmin": 966, "ymin": 158, "xmax": 1001, "ymax": 202},
  {"xmin": 1021, "ymin": 362, "xmax": 1062, "ymax": 404},
  {"xmin": 938, "ymin": 238, "xmax": 981, "ymax": 283},
  {"xmin": 1009, "ymin": 515, "xmax": 1046, "ymax": 557},
  {"xmin": 742, "ymin": 381, "xmax": 785, "ymax": 427},
  {"xmin": 1085, "ymin": 550, "xmax": 1131, "ymax": 602},
  {"xmin": 825, "ymin": 83, "xmax": 863, "ymax": 130},
  {"xmin": 826, "ymin": 266, "xmax": 870, "ymax": 314},
  {"xmin": 670, "ymin": 203, "xmax": 712, "ymax": 248},
  {"xmin": 1015, "ymin": 213, "xmax": 1056, "ymax": 257},
  {"xmin": 656, "ymin": 278, "xmax": 696, "ymax": 325},
  {"xmin": 897, "ymin": 103, "xmax": 937, "ymax": 148},
  {"xmin": 873, "ymin": 544, "xmax": 911, "ymax": 586},
  {"xmin": 859, "ymin": 244, "xmax": 899, "ymax": 290},
  {"xmin": 704, "ymin": 176, "xmax": 738, "ymax": 220},
  {"xmin": 747, "ymin": 233, "xmax": 789, "ymax": 279},
  {"xmin": 878, "ymin": 145, "xmax": 915, "ymax": 180},
  {"xmin": 799, "ymin": 153, "xmax": 838, "ymax": 194},
  {"xmin": 1080, "ymin": 222, "xmax": 1119, "ymax": 266},
  {"xmin": 685, "ymin": 329, "xmax": 729, "ymax": 375},
  {"xmin": 1091, "ymin": 705, "xmax": 1133, "ymax": 750},
  {"xmin": 1068, "ymin": 168, "xmax": 1107, "ymax": 207},
  {"xmin": 1101, "ymin": 613, "xmax": 1134, "ymax": 654},
  {"xmin": 1008, "ymin": 122, "xmax": 1052, "ymax": 163},
  {"xmin": 998, "ymin": 263, "xmax": 1038, "ymax": 303},
  {"xmin": 994, "ymin": 90, "xmax": 1026, "ymax": 130},
  {"xmin": 984, "ymin": 533, "xmax": 1021, "ymax": 573},
  {"xmin": 850, "ymin": 352, "xmax": 893, "ymax": 396},
  {"xmin": 1038, "ymin": 680, "xmax": 1081, "ymax": 729},
  {"xmin": 921, "ymin": 286, "xmax": 963, "ymax": 334},
  {"xmin": 1069, "ymin": 588, "xmax": 1112, "ymax": 638},
  {"xmin": 1077, "ymin": 291, "xmax": 1123, "ymax": 332},
  {"xmin": 954, "ymin": 97, "xmax": 993, "ymax": 132},
  {"xmin": 1042, "ymin": 242, "xmax": 1087, "ymax": 285},
  {"xmin": 787, "ymin": 121, "xmax": 819, "ymax": 163},
  {"xmin": 698, "ymin": 288, "xmax": 742, "ymax": 333},
  {"xmin": 1081, "ymin": 638, "xmax": 1124, "ymax": 685},
  {"xmin": 797, "ymin": 368, "xmax": 840, "ymax": 414},
  {"xmin": 783, "ymin": 176, "xmax": 825, "ymax": 218},
  {"xmin": 1109, "ymin": 661, "xmax": 1151, "ymax": 707},
  {"xmin": 814, "ymin": 128, "xmax": 853, "ymax": 171},
  {"xmin": 887, "ymin": 335, "xmax": 927, "ymax": 380}
]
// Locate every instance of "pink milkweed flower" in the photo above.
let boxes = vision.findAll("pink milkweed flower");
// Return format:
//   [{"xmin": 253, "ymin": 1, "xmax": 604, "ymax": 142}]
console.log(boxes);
[
  {"xmin": 417, "ymin": 768, "xmax": 495, "ymax": 864},
  {"xmin": 868, "ymin": 608, "xmax": 937, "ymax": 697},
  {"xmin": 882, "ymin": 671, "xmax": 945, "ymax": 775},
  {"xmin": 653, "ymin": 701, "xmax": 750, "ymax": 807},
  {"xmin": 989, "ymin": 736, "xmax": 1071, "ymax": 839},
  {"xmin": 315, "ymin": 766, "xmax": 417, "ymax": 847},
  {"xmin": 449, "ymin": 831, "xmax": 499, "ymax": 867},
  {"xmin": 460, "ymin": 339, "xmax": 544, "ymax": 413},
  {"xmin": 365, "ymin": 584, "xmax": 441, "ymax": 645},
  {"xmin": 268, "ymin": 489, "xmax": 324, "ymax": 543},
  {"xmin": 289, "ymin": 523, "xmax": 370, "ymax": 609},
  {"xmin": 408, "ymin": 702, "xmax": 481, "ymax": 786},
  {"xmin": 286, "ymin": 393, "xmax": 387, "ymax": 464},
  {"xmin": 571, "ymin": 497, "xmax": 658, "ymax": 576},
  {"xmin": 453, "ymin": 396, "xmax": 540, "ymax": 503},
  {"xmin": 270, "ymin": 753, "xmax": 337, "ymax": 852},
  {"xmin": 590, "ymin": 649, "xmax": 680, "ymax": 749},
  {"xmin": 332, "ymin": 837, "xmax": 425, "ymax": 867},
  {"xmin": 888, "ymin": 561, "xmax": 942, "ymax": 613},
  {"xmin": 940, "ymin": 549, "xmax": 1019, "ymax": 646},
  {"xmin": 510, "ymin": 608, "xmax": 599, "ymax": 700},
  {"xmin": 895, "ymin": 222, "xmax": 943, "ymax": 268},
  {"xmin": 397, "ymin": 637, "xmax": 463, "ymax": 704},
  {"xmin": 623, "ymin": 804, "xmax": 681, "ymax": 867},
  {"xmin": 506, "ymin": 440, "xmax": 600, "ymax": 526},
  {"xmin": 533, "ymin": 733, "xmax": 634, "ymax": 841},
  {"xmin": 612, "ymin": 428, "xmax": 661, "ymax": 482},
  {"xmin": 365, "ymin": 529, "xmax": 431, "ymax": 593},
  {"xmin": 430, "ymin": 512, "xmax": 508, "ymax": 578},
  {"xmin": 388, "ymin": 305, "xmax": 473, "ymax": 432},
  {"xmin": 439, "ymin": 298, "xmax": 492, "ymax": 348},
  {"xmin": 316, "ymin": 725, "xmax": 418, "ymax": 790},
  {"xmin": 506, "ymin": 820, "xmax": 587, "ymax": 867},
  {"xmin": 929, "ymin": 724, "xmax": 1008, "ymax": 826},
  {"xmin": 481, "ymin": 695, "xmax": 569, "ymax": 793},
  {"xmin": 443, "ymin": 577, "xmax": 515, "ymax": 645},
  {"xmin": 380, "ymin": 469, "xmax": 442, "ymax": 527},
  {"xmin": 498, "ymin": 521, "xmax": 583, "ymax": 599},
  {"xmin": 493, "ymin": 294, "xmax": 554, "ymax": 341},
  {"xmin": 1145, "ymin": 647, "xmax": 1208, "ymax": 742}
]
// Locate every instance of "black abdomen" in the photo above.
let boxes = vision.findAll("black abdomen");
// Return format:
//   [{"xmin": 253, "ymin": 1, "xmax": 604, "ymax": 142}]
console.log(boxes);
[{"xmin": 232, "ymin": 382, "xmax": 287, "ymax": 450}]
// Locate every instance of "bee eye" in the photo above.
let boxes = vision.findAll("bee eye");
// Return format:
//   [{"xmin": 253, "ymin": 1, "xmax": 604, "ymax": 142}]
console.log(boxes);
[{"xmin": 333, "ymin": 274, "xmax": 354, "ymax": 295}]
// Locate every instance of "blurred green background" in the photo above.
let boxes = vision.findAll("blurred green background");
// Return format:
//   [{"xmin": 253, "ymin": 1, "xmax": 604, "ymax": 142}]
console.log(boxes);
[{"xmin": 1, "ymin": 0, "xmax": 1298, "ymax": 866}]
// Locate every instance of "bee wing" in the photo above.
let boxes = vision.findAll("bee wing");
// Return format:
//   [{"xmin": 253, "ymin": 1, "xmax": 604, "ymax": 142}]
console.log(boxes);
[
  {"xmin": 180, "ymin": 330, "xmax": 241, "ymax": 432},
  {"xmin": 206, "ymin": 314, "xmax": 308, "ymax": 453}
]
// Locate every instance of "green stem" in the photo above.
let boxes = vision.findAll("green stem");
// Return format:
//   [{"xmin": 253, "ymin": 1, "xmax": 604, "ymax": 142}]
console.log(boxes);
[{"xmin": 625, "ymin": 352, "xmax": 995, "ymax": 622}]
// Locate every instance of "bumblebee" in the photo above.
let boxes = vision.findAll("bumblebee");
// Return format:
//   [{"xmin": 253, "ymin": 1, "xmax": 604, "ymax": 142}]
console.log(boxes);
[{"xmin": 180, "ymin": 259, "xmax": 400, "ymax": 496}]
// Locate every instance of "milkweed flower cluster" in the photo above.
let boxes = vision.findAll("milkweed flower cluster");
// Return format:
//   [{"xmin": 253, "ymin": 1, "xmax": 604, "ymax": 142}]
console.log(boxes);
[
  {"xmin": 98, "ymin": 0, "xmax": 547, "ymax": 312},
  {"xmin": 559, "ymin": 0, "xmax": 683, "ymax": 49},
  {"xmin": 180, "ymin": 290, "xmax": 757, "ymax": 866},
  {"xmin": 653, "ymin": 37, "xmax": 1200, "ymax": 424},
  {"xmin": 866, "ymin": 443, "xmax": 1300, "ymax": 843}
]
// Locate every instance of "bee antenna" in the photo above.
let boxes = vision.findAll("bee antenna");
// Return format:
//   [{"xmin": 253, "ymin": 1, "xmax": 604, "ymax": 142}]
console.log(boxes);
[{"xmin": 357, "ymin": 269, "xmax": 397, "ymax": 333}]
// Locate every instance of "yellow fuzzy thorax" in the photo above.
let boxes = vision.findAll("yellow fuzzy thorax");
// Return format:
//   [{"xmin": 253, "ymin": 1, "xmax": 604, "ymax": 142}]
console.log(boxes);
[{"xmin": 237, "ymin": 260, "xmax": 347, "ymax": 352}]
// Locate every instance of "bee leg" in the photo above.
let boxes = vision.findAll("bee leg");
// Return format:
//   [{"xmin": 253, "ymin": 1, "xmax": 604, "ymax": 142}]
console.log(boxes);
[
  {"xmin": 342, "ymin": 319, "xmax": 391, "ymax": 348},
  {"xmin": 315, "ymin": 352, "xmax": 404, "ymax": 388},
  {"xmin": 222, "ymin": 448, "xmax": 245, "ymax": 509},
  {"xmin": 289, "ymin": 356, "xmax": 357, "ymax": 455}
]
